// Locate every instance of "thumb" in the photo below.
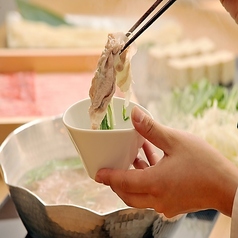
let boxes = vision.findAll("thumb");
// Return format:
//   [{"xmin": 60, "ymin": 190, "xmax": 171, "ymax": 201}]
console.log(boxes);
[{"xmin": 131, "ymin": 106, "xmax": 175, "ymax": 153}]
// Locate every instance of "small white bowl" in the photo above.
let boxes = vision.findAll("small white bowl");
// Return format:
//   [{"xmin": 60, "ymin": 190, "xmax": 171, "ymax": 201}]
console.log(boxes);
[{"xmin": 63, "ymin": 97, "xmax": 152, "ymax": 179}]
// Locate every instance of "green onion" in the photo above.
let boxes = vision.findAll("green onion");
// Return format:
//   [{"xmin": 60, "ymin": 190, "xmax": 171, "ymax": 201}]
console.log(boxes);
[
  {"xmin": 123, "ymin": 105, "xmax": 130, "ymax": 121},
  {"xmin": 100, "ymin": 104, "xmax": 114, "ymax": 130},
  {"xmin": 170, "ymin": 80, "xmax": 238, "ymax": 117},
  {"xmin": 19, "ymin": 157, "xmax": 82, "ymax": 185},
  {"xmin": 100, "ymin": 103, "xmax": 129, "ymax": 130},
  {"xmin": 100, "ymin": 114, "xmax": 111, "ymax": 130},
  {"xmin": 107, "ymin": 104, "xmax": 114, "ymax": 129}
]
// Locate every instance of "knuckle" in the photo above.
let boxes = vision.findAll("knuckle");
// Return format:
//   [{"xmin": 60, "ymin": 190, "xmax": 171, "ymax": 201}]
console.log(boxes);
[
  {"xmin": 120, "ymin": 176, "xmax": 130, "ymax": 192},
  {"xmin": 144, "ymin": 116, "xmax": 155, "ymax": 137}
]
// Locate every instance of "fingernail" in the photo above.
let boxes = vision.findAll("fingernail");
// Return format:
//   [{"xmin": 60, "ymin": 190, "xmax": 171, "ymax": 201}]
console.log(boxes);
[{"xmin": 132, "ymin": 106, "xmax": 145, "ymax": 123}]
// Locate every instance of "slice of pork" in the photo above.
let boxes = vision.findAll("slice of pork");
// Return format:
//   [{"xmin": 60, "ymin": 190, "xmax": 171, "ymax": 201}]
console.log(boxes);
[{"xmin": 89, "ymin": 32, "xmax": 136, "ymax": 129}]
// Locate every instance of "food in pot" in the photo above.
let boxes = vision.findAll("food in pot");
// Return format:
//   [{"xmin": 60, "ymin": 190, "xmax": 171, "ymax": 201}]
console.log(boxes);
[{"xmin": 17, "ymin": 157, "xmax": 127, "ymax": 214}]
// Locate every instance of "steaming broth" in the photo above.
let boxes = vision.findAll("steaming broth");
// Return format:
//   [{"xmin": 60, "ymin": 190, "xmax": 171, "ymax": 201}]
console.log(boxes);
[{"xmin": 18, "ymin": 157, "xmax": 126, "ymax": 214}]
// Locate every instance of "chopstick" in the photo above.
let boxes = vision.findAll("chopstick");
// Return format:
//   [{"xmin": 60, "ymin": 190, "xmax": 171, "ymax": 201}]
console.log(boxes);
[
  {"xmin": 121, "ymin": 0, "xmax": 177, "ymax": 53},
  {"xmin": 125, "ymin": 0, "xmax": 164, "ymax": 37}
]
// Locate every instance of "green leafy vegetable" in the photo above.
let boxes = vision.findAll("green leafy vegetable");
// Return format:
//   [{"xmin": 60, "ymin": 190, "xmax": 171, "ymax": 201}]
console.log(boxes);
[
  {"xmin": 20, "ymin": 157, "xmax": 82, "ymax": 185},
  {"xmin": 224, "ymin": 85, "xmax": 238, "ymax": 112},
  {"xmin": 148, "ymin": 80, "xmax": 238, "ymax": 165},
  {"xmin": 16, "ymin": 0, "xmax": 71, "ymax": 26},
  {"xmin": 172, "ymin": 80, "xmax": 238, "ymax": 117}
]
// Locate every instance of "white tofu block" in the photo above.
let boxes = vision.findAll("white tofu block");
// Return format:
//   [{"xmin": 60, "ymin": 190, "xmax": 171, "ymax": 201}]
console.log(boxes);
[
  {"xmin": 215, "ymin": 50, "xmax": 236, "ymax": 85},
  {"xmin": 148, "ymin": 46, "xmax": 170, "ymax": 83},
  {"xmin": 187, "ymin": 56, "xmax": 206, "ymax": 83},
  {"xmin": 167, "ymin": 58, "xmax": 190, "ymax": 88},
  {"xmin": 146, "ymin": 37, "xmax": 236, "ymax": 88},
  {"xmin": 203, "ymin": 54, "xmax": 221, "ymax": 84},
  {"xmin": 196, "ymin": 37, "xmax": 216, "ymax": 55}
]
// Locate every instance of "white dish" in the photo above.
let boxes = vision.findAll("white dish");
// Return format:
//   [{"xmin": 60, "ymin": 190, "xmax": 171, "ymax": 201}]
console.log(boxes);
[{"xmin": 63, "ymin": 97, "xmax": 152, "ymax": 179}]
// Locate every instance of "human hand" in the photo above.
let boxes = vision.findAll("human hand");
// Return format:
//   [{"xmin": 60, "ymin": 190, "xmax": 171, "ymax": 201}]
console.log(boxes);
[
  {"xmin": 220, "ymin": 0, "xmax": 238, "ymax": 23},
  {"xmin": 95, "ymin": 106, "xmax": 238, "ymax": 218}
]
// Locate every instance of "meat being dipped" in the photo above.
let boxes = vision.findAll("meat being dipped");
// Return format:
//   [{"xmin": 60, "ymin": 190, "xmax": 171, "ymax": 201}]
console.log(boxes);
[{"xmin": 89, "ymin": 32, "xmax": 136, "ymax": 130}]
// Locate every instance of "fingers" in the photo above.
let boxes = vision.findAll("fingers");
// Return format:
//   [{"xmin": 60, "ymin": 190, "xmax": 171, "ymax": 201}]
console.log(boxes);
[
  {"xmin": 95, "ymin": 168, "xmax": 154, "ymax": 194},
  {"xmin": 131, "ymin": 106, "xmax": 175, "ymax": 154},
  {"xmin": 111, "ymin": 190, "xmax": 157, "ymax": 211},
  {"xmin": 220, "ymin": 0, "xmax": 238, "ymax": 23},
  {"xmin": 108, "ymin": 187, "xmax": 179, "ymax": 218},
  {"xmin": 133, "ymin": 157, "xmax": 149, "ymax": 169},
  {"xmin": 95, "ymin": 168, "xmax": 169, "ymax": 215},
  {"xmin": 95, "ymin": 168, "xmax": 163, "ymax": 212},
  {"xmin": 142, "ymin": 141, "xmax": 161, "ymax": 165},
  {"xmin": 133, "ymin": 142, "xmax": 160, "ymax": 169}
]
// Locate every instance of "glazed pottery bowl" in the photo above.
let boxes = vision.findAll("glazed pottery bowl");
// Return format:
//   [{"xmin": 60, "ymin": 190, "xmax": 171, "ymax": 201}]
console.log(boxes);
[{"xmin": 63, "ymin": 97, "xmax": 152, "ymax": 179}]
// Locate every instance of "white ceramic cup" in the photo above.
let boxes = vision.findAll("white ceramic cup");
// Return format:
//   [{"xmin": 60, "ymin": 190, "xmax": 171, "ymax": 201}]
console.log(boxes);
[{"xmin": 63, "ymin": 97, "xmax": 152, "ymax": 179}]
